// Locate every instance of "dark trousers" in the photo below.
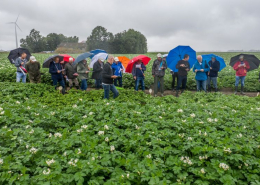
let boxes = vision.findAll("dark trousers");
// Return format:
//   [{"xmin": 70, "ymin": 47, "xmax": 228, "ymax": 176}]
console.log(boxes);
[
  {"xmin": 154, "ymin": 76, "xmax": 164, "ymax": 95},
  {"xmin": 172, "ymin": 72, "xmax": 178, "ymax": 90},
  {"xmin": 176, "ymin": 75, "xmax": 187, "ymax": 91},
  {"xmin": 53, "ymin": 78, "xmax": 65, "ymax": 89},
  {"xmin": 95, "ymin": 79, "xmax": 102, "ymax": 89},
  {"xmin": 114, "ymin": 77, "xmax": 122, "ymax": 87}
]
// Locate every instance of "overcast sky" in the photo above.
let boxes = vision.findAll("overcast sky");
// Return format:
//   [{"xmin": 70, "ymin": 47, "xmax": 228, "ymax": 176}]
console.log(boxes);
[{"xmin": 0, "ymin": 0, "xmax": 260, "ymax": 52}]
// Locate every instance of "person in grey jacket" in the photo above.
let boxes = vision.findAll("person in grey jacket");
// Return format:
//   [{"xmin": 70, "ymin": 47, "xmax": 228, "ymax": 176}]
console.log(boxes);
[
  {"xmin": 152, "ymin": 53, "xmax": 167, "ymax": 96},
  {"xmin": 64, "ymin": 58, "xmax": 79, "ymax": 89},
  {"xmin": 14, "ymin": 52, "xmax": 28, "ymax": 83},
  {"xmin": 92, "ymin": 58, "xmax": 104, "ymax": 90},
  {"xmin": 77, "ymin": 60, "xmax": 90, "ymax": 91}
]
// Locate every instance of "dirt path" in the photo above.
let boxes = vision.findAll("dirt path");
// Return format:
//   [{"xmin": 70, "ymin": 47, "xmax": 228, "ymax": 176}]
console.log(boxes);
[{"xmin": 68, "ymin": 87, "xmax": 259, "ymax": 97}]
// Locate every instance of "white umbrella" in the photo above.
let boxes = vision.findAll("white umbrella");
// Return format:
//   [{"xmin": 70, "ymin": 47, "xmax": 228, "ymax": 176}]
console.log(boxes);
[{"xmin": 89, "ymin": 53, "xmax": 108, "ymax": 68}]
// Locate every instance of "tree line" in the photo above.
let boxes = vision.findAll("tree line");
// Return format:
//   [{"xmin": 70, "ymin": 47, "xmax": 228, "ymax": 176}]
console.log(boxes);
[{"xmin": 20, "ymin": 26, "xmax": 147, "ymax": 54}]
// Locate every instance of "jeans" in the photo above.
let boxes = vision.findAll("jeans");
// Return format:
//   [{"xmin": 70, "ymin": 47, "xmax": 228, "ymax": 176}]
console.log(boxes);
[
  {"xmin": 114, "ymin": 77, "xmax": 122, "ymax": 87},
  {"xmin": 135, "ymin": 77, "xmax": 145, "ymax": 91},
  {"xmin": 207, "ymin": 77, "xmax": 218, "ymax": 88},
  {"xmin": 95, "ymin": 79, "xmax": 102, "ymax": 89},
  {"xmin": 81, "ymin": 79, "xmax": 88, "ymax": 90},
  {"xmin": 102, "ymin": 84, "xmax": 119, "ymax": 99},
  {"xmin": 176, "ymin": 76, "xmax": 187, "ymax": 91},
  {"xmin": 16, "ymin": 72, "xmax": 26, "ymax": 83},
  {"xmin": 235, "ymin": 76, "xmax": 246, "ymax": 86},
  {"xmin": 196, "ymin": 80, "xmax": 207, "ymax": 92},
  {"xmin": 172, "ymin": 72, "xmax": 178, "ymax": 90},
  {"xmin": 53, "ymin": 78, "xmax": 65, "ymax": 89},
  {"xmin": 154, "ymin": 76, "xmax": 164, "ymax": 94}
]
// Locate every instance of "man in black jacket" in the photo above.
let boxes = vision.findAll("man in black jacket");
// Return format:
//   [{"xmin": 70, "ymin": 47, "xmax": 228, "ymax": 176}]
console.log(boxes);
[
  {"xmin": 207, "ymin": 56, "xmax": 220, "ymax": 92},
  {"xmin": 92, "ymin": 58, "xmax": 104, "ymax": 90},
  {"xmin": 102, "ymin": 55, "xmax": 119, "ymax": 99},
  {"xmin": 175, "ymin": 54, "xmax": 190, "ymax": 97}
]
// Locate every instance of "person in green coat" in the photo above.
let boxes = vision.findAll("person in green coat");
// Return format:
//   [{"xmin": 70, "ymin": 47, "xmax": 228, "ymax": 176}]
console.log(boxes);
[
  {"xmin": 25, "ymin": 56, "xmax": 41, "ymax": 83},
  {"xmin": 77, "ymin": 60, "xmax": 90, "ymax": 91}
]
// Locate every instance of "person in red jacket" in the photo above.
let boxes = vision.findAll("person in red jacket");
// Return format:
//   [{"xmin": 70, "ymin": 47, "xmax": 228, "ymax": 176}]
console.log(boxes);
[{"xmin": 233, "ymin": 55, "xmax": 250, "ymax": 95}]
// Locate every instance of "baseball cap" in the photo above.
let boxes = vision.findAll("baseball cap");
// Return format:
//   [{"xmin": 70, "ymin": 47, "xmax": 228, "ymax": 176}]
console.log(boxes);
[
  {"xmin": 30, "ymin": 56, "xmax": 37, "ymax": 62},
  {"xmin": 157, "ymin": 53, "xmax": 162, "ymax": 58},
  {"xmin": 114, "ymin": 57, "xmax": 119, "ymax": 62},
  {"xmin": 99, "ymin": 57, "xmax": 105, "ymax": 62}
]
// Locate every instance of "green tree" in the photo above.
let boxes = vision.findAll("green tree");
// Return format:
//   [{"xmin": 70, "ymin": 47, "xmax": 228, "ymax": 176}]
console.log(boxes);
[
  {"xmin": 20, "ymin": 29, "xmax": 46, "ymax": 52},
  {"xmin": 86, "ymin": 26, "xmax": 114, "ymax": 52},
  {"xmin": 46, "ymin": 33, "xmax": 62, "ymax": 51}
]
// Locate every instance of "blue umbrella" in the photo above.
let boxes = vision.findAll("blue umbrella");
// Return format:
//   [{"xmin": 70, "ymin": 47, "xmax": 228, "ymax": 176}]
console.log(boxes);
[
  {"xmin": 74, "ymin": 52, "xmax": 93, "ymax": 65},
  {"xmin": 201, "ymin": 54, "xmax": 226, "ymax": 71},
  {"xmin": 90, "ymin": 49, "xmax": 107, "ymax": 59},
  {"xmin": 166, "ymin": 46, "xmax": 197, "ymax": 72}
]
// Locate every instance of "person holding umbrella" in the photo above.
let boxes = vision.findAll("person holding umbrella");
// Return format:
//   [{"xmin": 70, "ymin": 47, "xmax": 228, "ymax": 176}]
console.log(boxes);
[
  {"xmin": 64, "ymin": 58, "xmax": 79, "ymax": 90},
  {"xmin": 112, "ymin": 57, "xmax": 124, "ymax": 87},
  {"xmin": 193, "ymin": 55, "xmax": 210, "ymax": 92},
  {"xmin": 175, "ymin": 54, "xmax": 190, "ymax": 97},
  {"xmin": 92, "ymin": 58, "xmax": 104, "ymax": 90},
  {"xmin": 14, "ymin": 52, "xmax": 28, "ymax": 83},
  {"xmin": 207, "ymin": 56, "xmax": 220, "ymax": 92},
  {"xmin": 77, "ymin": 59, "xmax": 90, "ymax": 91},
  {"xmin": 25, "ymin": 56, "xmax": 41, "ymax": 83},
  {"xmin": 152, "ymin": 53, "xmax": 167, "ymax": 97},
  {"xmin": 102, "ymin": 55, "xmax": 119, "ymax": 99},
  {"xmin": 132, "ymin": 59, "xmax": 146, "ymax": 91},
  {"xmin": 233, "ymin": 55, "xmax": 250, "ymax": 95},
  {"xmin": 49, "ymin": 57, "xmax": 65, "ymax": 93}
]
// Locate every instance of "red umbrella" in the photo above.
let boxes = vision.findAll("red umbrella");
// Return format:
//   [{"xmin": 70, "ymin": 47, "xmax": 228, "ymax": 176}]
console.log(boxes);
[
  {"xmin": 125, "ymin": 55, "xmax": 151, "ymax": 73},
  {"xmin": 60, "ymin": 54, "xmax": 75, "ymax": 62}
]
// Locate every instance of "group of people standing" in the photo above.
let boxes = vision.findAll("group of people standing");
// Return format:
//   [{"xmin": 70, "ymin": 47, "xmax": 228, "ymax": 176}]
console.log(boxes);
[{"xmin": 14, "ymin": 52, "xmax": 254, "ymax": 99}]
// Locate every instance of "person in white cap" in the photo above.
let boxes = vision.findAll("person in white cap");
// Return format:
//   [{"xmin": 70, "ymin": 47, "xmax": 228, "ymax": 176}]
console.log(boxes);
[
  {"xmin": 92, "ymin": 57, "xmax": 104, "ymax": 90},
  {"xmin": 152, "ymin": 53, "xmax": 167, "ymax": 96},
  {"xmin": 112, "ymin": 57, "xmax": 124, "ymax": 87},
  {"xmin": 25, "ymin": 56, "xmax": 41, "ymax": 83},
  {"xmin": 64, "ymin": 58, "xmax": 80, "ymax": 90}
]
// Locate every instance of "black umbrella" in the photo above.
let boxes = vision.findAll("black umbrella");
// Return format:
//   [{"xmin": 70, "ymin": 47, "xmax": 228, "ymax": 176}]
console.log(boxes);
[
  {"xmin": 7, "ymin": 48, "xmax": 31, "ymax": 64},
  {"xmin": 42, "ymin": 55, "xmax": 64, "ymax": 68},
  {"xmin": 230, "ymin": 54, "xmax": 260, "ymax": 72}
]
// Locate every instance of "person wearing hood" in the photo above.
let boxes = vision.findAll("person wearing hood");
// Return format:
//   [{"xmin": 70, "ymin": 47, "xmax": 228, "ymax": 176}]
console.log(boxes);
[
  {"xmin": 25, "ymin": 56, "xmax": 41, "ymax": 83},
  {"xmin": 92, "ymin": 58, "xmax": 104, "ymax": 90},
  {"xmin": 14, "ymin": 52, "xmax": 28, "ymax": 83},
  {"xmin": 193, "ymin": 55, "xmax": 210, "ymax": 92},
  {"xmin": 77, "ymin": 59, "xmax": 90, "ymax": 91},
  {"xmin": 112, "ymin": 57, "xmax": 123, "ymax": 87},
  {"xmin": 152, "ymin": 53, "xmax": 168, "ymax": 96},
  {"xmin": 49, "ymin": 57, "xmax": 65, "ymax": 93}
]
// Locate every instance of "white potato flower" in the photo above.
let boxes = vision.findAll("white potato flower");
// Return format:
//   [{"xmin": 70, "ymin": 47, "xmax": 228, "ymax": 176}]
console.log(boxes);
[
  {"xmin": 105, "ymin": 137, "xmax": 109, "ymax": 142},
  {"xmin": 177, "ymin": 109, "xmax": 183, "ymax": 113},
  {"xmin": 190, "ymin": 113, "xmax": 195, "ymax": 118},
  {"xmin": 43, "ymin": 168, "xmax": 51, "ymax": 175},
  {"xmin": 29, "ymin": 129, "xmax": 34, "ymax": 134},
  {"xmin": 54, "ymin": 133, "xmax": 62, "ymax": 138},
  {"xmin": 81, "ymin": 125, "xmax": 88, "ymax": 129},
  {"xmin": 98, "ymin": 131, "xmax": 104, "ymax": 135},
  {"xmin": 110, "ymin": 145, "xmax": 115, "ymax": 152},
  {"xmin": 104, "ymin": 125, "xmax": 109, "ymax": 130},
  {"xmin": 0, "ymin": 158, "xmax": 3, "ymax": 164},
  {"xmin": 200, "ymin": 168, "xmax": 206, "ymax": 174},
  {"xmin": 46, "ymin": 159, "xmax": 55, "ymax": 166},
  {"xmin": 219, "ymin": 163, "xmax": 229, "ymax": 171}
]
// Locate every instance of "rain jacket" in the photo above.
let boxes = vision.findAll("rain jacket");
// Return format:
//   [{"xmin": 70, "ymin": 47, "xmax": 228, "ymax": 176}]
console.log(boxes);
[
  {"xmin": 64, "ymin": 63, "xmax": 77, "ymax": 79},
  {"xmin": 92, "ymin": 61, "xmax": 104, "ymax": 80},
  {"xmin": 132, "ymin": 63, "xmax": 146, "ymax": 78},
  {"xmin": 152, "ymin": 59, "xmax": 167, "ymax": 77},
  {"xmin": 112, "ymin": 62, "xmax": 123, "ymax": 77},
  {"xmin": 102, "ymin": 62, "xmax": 113, "ymax": 84},
  {"xmin": 176, "ymin": 60, "xmax": 190, "ymax": 76},
  {"xmin": 233, "ymin": 61, "xmax": 250, "ymax": 77},
  {"xmin": 25, "ymin": 61, "xmax": 41, "ymax": 81},
  {"xmin": 208, "ymin": 60, "xmax": 220, "ymax": 77},
  {"xmin": 77, "ymin": 61, "xmax": 89, "ymax": 80},
  {"xmin": 14, "ymin": 57, "xmax": 28, "ymax": 72},
  {"xmin": 49, "ymin": 62, "xmax": 63, "ymax": 80},
  {"xmin": 193, "ymin": 61, "xmax": 210, "ymax": 81}
]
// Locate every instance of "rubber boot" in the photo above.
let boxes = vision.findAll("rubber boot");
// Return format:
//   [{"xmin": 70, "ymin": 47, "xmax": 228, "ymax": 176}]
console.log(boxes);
[
  {"xmin": 62, "ymin": 87, "xmax": 66, "ymax": 95},
  {"xmin": 76, "ymin": 86, "xmax": 80, "ymax": 90},
  {"xmin": 176, "ymin": 90, "xmax": 179, "ymax": 97},
  {"xmin": 215, "ymin": 88, "xmax": 218, "ymax": 92},
  {"xmin": 241, "ymin": 86, "xmax": 245, "ymax": 95},
  {"xmin": 234, "ymin": 86, "xmax": 238, "ymax": 95},
  {"xmin": 208, "ymin": 86, "xmax": 211, "ymax": 92}
]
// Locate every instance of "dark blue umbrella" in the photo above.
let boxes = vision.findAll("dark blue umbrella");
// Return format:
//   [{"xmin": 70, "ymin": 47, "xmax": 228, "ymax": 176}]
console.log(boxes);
[
  {"xmin": 166, "ymin": 46, "xmax": 197, "ymax": 72},
  {"xmin": 43, "ymin": 55, "xmax": 64, "ymax": 68},
  {"xmin": 202, "ymin": 54, "xmax": 226, "ymax": 71},
  {"xmin": 90, "ymin": 49, "xmax": 107, "ymax": 59},
  {"xmin": 73, "ymin": 52, "xmax": 93, "ymax": 65},
  {"xmin": 7, "ymin": 48, "xmax": 31, "ymax": 64}
]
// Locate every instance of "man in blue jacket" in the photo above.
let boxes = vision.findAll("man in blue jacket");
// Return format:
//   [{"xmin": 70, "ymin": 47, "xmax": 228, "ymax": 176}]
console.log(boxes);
[
  {"xmin": 49, "ymin": 57, "xmax": 65, "ymax": 94},
  {"xmin": 193, "ymin": 55, "xmax": 210, "ymax": 92},
  {"xmin": 207, "ymin": 56, "xmax": 220, "ymax": 92},
  {"xmin": 112, "ymin": 57, "xmax": 124, "ymax": 87},
  {"xmin": 14, "ymin": 52, "xmax": 28, "ymax": 83},
  {"xmin": 132, "ymin": 59, "xmax": 146, "ymax": 91}
]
